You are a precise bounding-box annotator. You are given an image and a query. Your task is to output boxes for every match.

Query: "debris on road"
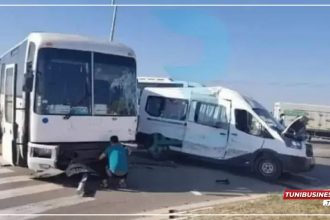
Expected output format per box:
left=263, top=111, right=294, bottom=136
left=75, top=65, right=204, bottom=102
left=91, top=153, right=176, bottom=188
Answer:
left=216, top=178, right=230, bottom=185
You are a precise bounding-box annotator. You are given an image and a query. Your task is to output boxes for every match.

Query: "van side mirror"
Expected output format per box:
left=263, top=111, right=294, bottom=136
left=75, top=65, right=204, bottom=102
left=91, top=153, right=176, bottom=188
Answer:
left=23, top=62, right=34, bottom=93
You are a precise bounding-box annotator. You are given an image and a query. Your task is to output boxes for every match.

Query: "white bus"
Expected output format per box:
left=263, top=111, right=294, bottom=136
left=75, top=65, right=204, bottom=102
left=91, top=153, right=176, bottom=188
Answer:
left=137, top=76, right=203, bottom=102
left=137, top=77, right=183, bottom=99
left=137, top=87, right=314, bottom=180
left=0, top=33, right=137, bottom=173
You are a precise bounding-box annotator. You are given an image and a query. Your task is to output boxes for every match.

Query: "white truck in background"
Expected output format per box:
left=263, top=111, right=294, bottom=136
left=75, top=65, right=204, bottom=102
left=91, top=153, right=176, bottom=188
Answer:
left=274, top=102, right=330, bottom=140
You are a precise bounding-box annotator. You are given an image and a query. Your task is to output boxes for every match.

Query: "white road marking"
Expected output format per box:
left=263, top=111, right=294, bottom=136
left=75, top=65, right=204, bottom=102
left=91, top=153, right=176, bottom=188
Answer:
left=190, top=190, right=203, bottom=196
left=0, top=195, right=95, bottom=220
left=0, top=168, right=13, bottom=174
left=0, top=183, right=63, bottom=200
left=0, top=176, right=32, bottom=185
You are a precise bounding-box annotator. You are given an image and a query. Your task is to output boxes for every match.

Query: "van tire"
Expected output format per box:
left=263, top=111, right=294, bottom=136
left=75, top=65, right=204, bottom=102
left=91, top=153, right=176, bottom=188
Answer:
left=144, top=135, right=154, bottom=149
left=255, top=155, right=282, bottom=181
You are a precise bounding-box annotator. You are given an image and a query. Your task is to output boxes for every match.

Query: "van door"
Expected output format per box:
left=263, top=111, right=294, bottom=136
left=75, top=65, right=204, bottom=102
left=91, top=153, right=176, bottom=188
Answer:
left=226, top=109, right=264, bottom=159
left=182, top=99, right=231, bottom=159
left=2, top=64, right=17, bottom=165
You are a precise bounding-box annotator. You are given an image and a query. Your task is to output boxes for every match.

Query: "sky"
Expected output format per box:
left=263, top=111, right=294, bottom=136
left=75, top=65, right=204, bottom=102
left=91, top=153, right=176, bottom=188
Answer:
left=0, top=0, right=329, bottom=109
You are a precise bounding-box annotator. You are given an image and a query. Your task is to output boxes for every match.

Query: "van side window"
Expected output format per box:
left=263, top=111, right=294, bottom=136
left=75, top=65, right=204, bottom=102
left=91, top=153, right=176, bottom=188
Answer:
left=194, top=102, right=228, bottom=128
left=235, top=109, right=263, bottom=137
left=146, top=96, right=163, bottom=117
left=145, top=96, right=188, bottom=120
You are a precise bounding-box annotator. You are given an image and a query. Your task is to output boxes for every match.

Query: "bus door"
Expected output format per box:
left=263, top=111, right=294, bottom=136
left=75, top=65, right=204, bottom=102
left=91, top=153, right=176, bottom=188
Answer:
left=2, top=64, right=18, bottom=165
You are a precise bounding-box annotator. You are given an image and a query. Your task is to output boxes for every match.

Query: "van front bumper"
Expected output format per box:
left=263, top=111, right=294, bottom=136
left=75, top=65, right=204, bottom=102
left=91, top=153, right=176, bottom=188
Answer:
left=280, top=154, right=315, bottom=173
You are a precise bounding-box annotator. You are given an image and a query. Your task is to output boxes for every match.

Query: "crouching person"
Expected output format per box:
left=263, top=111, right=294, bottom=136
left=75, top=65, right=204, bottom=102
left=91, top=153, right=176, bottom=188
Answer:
left=99, top=135, right=129, bottom=188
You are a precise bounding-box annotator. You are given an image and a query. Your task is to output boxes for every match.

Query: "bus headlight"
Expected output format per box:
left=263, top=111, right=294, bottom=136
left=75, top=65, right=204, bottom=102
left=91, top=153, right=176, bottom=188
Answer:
left=31, top=148, right=52, bottom=158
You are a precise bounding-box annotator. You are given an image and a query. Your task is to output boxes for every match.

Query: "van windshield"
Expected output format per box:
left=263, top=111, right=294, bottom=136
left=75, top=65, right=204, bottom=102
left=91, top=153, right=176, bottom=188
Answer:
left=253, top=108, right=285, bottom=133
left=243, top=96, right=284, bottom=133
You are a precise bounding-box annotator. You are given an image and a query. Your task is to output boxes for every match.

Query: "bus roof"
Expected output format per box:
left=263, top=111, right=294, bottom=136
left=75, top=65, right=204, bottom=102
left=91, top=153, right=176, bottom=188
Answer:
left=27, top=32, right=135, bottom=58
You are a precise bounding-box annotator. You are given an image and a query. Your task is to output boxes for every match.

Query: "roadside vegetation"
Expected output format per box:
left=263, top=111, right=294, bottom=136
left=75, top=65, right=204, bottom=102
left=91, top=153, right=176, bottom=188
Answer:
left=188, top=194, right=330, bottom=220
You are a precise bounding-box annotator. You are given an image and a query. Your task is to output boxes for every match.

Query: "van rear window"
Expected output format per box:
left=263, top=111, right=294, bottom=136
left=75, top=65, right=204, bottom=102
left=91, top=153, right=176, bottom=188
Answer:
left=145, top=96, right=188, bottom=121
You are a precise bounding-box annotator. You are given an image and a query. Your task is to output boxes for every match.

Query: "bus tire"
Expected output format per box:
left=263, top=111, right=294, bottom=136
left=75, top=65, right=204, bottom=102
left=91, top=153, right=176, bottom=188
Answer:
left=255, top=154, right=282, bottom=181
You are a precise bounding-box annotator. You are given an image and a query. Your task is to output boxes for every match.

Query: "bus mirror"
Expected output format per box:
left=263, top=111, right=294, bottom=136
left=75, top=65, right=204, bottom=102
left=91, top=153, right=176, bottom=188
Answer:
left=23, top=72, right=33, bottom=93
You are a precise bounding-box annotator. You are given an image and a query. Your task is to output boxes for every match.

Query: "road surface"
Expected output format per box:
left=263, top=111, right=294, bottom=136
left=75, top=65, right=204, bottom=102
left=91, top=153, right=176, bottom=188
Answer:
left=0, top=141, right=328, bottom=219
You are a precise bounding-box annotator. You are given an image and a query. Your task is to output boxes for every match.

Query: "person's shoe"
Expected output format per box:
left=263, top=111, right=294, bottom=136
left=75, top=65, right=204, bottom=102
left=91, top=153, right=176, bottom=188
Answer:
left=100, top=179, right=108, bottom=189
left=119, top=179, right=127, bottom=188
left=76, top=183, right=85, bottom=196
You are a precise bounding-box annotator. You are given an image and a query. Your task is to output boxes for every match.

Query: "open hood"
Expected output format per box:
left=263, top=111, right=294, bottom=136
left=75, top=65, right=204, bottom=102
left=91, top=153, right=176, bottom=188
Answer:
left=281, top=116, right=308, bottom=140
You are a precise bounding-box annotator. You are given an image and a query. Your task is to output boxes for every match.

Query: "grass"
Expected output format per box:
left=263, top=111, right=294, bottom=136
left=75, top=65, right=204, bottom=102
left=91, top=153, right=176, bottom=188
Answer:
left=187, top=194, right=330, bottom=220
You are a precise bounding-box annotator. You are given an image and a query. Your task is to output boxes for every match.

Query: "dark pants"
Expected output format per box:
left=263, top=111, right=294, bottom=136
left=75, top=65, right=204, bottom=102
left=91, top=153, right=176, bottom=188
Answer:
left=105, top=167, right=127, bottom=187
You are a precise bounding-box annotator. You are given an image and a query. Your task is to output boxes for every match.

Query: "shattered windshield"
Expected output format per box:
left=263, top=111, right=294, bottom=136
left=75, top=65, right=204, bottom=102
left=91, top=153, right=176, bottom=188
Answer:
left=94, top=52, right=136, bottom=116
left=35, top=48, right=136, bottom=116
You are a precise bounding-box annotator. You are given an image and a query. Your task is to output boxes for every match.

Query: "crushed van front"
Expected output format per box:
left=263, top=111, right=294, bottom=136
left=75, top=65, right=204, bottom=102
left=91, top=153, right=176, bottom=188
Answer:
left=279, top=142, right=315, bottom=173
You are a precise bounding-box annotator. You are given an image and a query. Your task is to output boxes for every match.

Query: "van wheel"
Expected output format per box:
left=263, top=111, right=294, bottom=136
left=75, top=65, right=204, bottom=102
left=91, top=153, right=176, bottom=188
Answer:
left=144, top=135, right=154, bottom=149
left=255, top=155, right=282, bottom=181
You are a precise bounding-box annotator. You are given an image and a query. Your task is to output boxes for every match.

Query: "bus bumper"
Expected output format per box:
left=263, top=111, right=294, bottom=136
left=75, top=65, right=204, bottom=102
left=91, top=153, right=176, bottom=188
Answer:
left=27, top=143, right=58, bottom=174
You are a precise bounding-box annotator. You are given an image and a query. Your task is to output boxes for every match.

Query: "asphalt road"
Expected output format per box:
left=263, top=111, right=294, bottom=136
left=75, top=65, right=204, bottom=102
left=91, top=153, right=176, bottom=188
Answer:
left=304, top=140, right=330, bottom=187
left=0, top=142, right=328, bottom=219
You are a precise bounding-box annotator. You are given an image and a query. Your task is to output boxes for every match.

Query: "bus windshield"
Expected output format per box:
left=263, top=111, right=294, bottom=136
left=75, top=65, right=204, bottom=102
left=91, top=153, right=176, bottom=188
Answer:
left=35, top=48, right=136, bottom=116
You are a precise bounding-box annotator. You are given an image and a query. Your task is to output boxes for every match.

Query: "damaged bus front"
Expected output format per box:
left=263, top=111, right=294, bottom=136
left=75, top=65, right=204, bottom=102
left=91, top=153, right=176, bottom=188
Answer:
left=0, top=33, right=137, bottom=174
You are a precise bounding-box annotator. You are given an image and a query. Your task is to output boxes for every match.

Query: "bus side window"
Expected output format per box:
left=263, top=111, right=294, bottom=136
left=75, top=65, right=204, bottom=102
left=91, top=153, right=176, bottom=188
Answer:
left=23, top=43, right=36, bottom=93
left=0, top=63, right=5, bottom=94
left=5, top=68, right=14, bottom=123
left=27, top=42, right=36, bottom=64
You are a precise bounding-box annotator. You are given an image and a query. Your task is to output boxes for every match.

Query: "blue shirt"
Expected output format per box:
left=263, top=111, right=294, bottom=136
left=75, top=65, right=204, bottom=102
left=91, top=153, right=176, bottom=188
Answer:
left=105, top=144, right=128, bottom=176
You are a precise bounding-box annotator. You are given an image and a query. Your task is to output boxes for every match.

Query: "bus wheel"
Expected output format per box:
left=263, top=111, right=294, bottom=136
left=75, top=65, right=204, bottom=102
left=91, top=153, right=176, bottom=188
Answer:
left=255, top=155, right=282, bottom=181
